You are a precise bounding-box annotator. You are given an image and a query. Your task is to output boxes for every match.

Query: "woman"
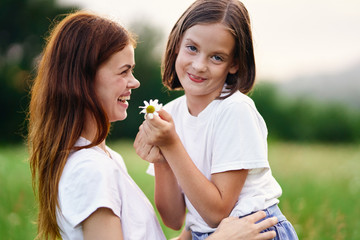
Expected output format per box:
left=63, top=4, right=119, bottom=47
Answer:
left=28, top=11, right=277, bottom=240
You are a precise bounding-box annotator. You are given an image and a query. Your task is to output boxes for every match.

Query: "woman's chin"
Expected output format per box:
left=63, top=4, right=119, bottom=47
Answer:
left=110, top=113, right=127, bottom=122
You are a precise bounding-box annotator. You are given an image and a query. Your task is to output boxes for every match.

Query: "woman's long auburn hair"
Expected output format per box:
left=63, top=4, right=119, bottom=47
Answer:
left=28, top=11, right=135, bottom=239
left=162, top=0, right=256, bottom=97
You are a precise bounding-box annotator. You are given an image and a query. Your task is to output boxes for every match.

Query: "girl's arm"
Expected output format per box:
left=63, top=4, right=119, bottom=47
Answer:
left=82, top=207, right=123, bottom=240
left=154, top=161, right=186, bottom=230
left=134, top=128, right=186, bottom=229
left=141, top=109, right=248, bottom=228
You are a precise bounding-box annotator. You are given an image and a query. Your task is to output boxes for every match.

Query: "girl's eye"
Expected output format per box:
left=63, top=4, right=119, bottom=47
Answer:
left=186, top=45, right=197, bottom=52
left=212, top=55, right=223, bottom=62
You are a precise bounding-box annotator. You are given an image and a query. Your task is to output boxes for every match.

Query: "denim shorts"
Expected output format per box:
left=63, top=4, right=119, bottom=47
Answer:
left=191, top=204, right=298, bottom=240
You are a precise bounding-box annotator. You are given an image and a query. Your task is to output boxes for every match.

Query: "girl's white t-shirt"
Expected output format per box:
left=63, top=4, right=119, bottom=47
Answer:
left=148, top=90, right=282, bottom=233
left=57, top=137, right=166, bottom=240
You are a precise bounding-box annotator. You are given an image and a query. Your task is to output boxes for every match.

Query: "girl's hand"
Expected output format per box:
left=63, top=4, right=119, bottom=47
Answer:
left=142, top=109, right=179, bottom=147
left=134, top=123, right=166, bottom=163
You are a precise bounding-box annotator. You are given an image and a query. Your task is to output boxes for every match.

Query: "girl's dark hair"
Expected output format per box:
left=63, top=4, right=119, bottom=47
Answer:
left=28, top=11, right=135, bottom=239
left=162, top=0, right=256, bottom=97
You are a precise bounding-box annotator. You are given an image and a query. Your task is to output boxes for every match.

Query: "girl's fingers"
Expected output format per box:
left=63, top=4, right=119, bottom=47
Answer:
left=157, top=109, right=172, bottom=121
left=148, top=146, right=166, bottom=163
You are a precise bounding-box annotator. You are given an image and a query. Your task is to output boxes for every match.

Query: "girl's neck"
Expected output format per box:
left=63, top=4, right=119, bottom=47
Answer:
left=185, top=84, right=224, bottom=117
left=186, top=94, right=215, bottom=117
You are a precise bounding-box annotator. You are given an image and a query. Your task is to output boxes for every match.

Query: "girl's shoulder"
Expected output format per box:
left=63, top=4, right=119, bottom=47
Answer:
left=163, top=95, right=186, bottom=113
left=218, top=91, right=258, bottom=114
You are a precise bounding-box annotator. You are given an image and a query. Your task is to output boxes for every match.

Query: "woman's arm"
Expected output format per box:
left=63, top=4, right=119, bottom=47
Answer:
left=82, top=207, right=123, bottom=240
left=141, top=109, right=247, bottom=228
left=208, top=211, right=278, bottom=240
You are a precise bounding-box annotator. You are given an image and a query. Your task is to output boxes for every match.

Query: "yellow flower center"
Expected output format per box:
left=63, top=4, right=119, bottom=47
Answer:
left=146, top=105, right=155, bottom=113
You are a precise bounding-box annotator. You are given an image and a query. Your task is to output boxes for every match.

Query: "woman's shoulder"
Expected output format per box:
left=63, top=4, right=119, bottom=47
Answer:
left=63, top=147, right=117, bottom=183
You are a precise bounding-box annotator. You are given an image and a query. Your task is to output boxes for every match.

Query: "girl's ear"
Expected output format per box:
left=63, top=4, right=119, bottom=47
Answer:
left=229, top=60, right=239, bottom=74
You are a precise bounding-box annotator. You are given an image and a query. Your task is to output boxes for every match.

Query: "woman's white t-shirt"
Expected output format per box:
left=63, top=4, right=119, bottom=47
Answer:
left=57, top=137, right=166, bottom=240
left=148, top=90, right=282, bottom=233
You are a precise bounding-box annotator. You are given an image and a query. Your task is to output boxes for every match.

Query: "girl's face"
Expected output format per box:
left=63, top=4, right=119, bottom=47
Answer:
left=175, top=23, right=238, bottom=104
left=94, top=44, right=140, bottom=122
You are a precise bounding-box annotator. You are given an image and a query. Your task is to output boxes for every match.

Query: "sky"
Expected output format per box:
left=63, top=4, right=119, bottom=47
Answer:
left=58, top=0, right=360, bottom=82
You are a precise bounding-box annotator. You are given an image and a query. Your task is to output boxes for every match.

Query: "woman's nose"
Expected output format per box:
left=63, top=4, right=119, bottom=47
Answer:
left=128, top=74, right=140, bottom=89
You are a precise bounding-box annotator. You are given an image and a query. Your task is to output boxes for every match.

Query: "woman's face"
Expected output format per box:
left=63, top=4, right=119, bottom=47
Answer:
left=94, top=44, right=140, bottom=122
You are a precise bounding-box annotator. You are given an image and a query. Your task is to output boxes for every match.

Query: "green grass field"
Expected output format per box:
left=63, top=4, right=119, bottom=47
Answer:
left=0, top=141, right=359, bottom=239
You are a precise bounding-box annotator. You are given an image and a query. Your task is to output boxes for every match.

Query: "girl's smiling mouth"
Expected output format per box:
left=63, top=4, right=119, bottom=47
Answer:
left=188, top=73, right=206, bottom=83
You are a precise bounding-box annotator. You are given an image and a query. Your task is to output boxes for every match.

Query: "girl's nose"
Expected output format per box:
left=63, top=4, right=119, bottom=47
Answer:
left=192, top=56, right=207, bottom=72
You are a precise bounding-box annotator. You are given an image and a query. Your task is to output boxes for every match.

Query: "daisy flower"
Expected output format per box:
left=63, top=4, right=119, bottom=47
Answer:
left=139, top=99, right=163, bottom=119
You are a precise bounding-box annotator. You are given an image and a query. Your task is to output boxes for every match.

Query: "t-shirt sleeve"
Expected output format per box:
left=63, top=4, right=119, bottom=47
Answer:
left=211, top=102, right=270, bottom=174
left=59, top=157, right=122, bottom=228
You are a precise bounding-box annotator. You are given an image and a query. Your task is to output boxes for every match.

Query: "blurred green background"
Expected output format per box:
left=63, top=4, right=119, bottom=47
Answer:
left=0, top=0, right=359, bottom=239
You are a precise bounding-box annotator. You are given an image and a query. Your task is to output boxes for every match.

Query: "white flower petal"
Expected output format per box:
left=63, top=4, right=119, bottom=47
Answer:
left=139, top=99, right=163, bottom=118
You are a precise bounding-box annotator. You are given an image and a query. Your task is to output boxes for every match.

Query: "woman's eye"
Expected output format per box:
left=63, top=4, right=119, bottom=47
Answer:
left=120, top=69, right=130, bottom=75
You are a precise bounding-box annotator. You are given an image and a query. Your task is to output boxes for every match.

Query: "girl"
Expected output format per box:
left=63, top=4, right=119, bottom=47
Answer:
left=28, top=11, right=277, bottom=240
left=134, top=0, right=298, bottom=239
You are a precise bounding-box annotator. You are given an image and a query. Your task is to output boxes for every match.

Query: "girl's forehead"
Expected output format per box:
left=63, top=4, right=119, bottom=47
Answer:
left=184, top=22, right=231, bottom=35
left=183, top=23, right=233, bottom=39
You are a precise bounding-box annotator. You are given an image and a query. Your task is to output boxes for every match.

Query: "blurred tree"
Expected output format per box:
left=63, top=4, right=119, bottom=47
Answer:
left=251, top=83, right=360, bottom=143
left=0, top=0, right=76, bottom=143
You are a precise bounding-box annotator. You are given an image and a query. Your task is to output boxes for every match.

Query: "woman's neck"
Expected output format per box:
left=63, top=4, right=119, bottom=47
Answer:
left=81, top=114, right=107, bottom=151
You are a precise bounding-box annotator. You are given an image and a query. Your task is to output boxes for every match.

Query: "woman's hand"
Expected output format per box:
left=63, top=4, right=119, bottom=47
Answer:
left=208, top=211, right=278, bottom=240
left=134, top=123, right=166, bottom=163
